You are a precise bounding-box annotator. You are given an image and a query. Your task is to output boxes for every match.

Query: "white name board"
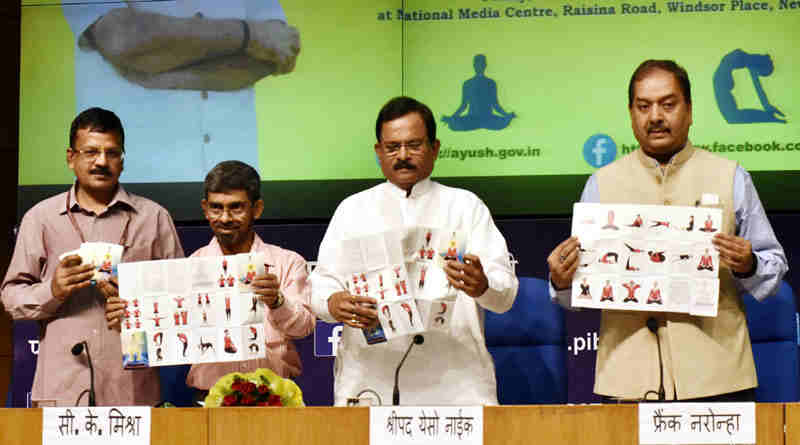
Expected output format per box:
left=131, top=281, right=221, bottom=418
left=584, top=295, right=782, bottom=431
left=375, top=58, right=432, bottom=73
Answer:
left=43, top=406, right=151, bottom=445
left=370, top=406, right=483, bottom=445
left=639, top=402, right=755, bottom=444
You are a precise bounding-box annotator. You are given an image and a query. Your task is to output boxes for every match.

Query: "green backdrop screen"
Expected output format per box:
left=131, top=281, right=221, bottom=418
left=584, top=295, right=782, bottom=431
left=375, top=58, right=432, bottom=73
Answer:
left=19, top=0, right=800, bottom=220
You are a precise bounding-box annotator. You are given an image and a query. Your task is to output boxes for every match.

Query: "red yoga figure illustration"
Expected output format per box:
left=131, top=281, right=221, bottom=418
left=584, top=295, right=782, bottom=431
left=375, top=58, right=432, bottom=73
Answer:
left=177, top=333, right=189, bottom=357
left=602, top=210, right=619, bottom=230
left=578, top=278, right=592, bottom=299
left=400, top=303, right=414, bottom=326
left=152, top=315, right=166, bottom=328
left=418, top=266, right=427, bottom=288
left=623, top=281, right=640, bottom=303
left=647, top=282, right=663, bottom=305
left=600, top=281, right=614, bottom=302
left=699, top=215, right=717, bottom=233
left=224, top=329, right=237, bottom=354
left=697, top=249, right=714, bottom=271
left=628, top=214, right=643, bottom=228
left=382, top=305, right=396, bottom=332
left=599, top=252, right=619, bottom=264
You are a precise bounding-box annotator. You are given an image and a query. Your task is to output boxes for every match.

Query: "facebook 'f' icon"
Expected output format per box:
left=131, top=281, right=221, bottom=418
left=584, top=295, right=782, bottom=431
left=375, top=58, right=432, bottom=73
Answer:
left=328, top=325, right=343, bottom=356
left=314, top=321, right=343, bottom=357
left=583, top=134, right=617, bottom=168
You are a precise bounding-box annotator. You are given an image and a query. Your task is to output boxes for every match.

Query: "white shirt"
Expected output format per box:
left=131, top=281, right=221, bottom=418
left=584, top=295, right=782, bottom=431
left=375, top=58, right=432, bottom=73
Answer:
left=311, top=178, right=518, bottom=406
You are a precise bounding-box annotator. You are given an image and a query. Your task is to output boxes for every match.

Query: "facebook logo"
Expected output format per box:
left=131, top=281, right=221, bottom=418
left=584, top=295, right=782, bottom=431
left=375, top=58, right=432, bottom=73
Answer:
left=314, top=321, right=343, bottom=357
left=583, top=134, right=617, bottom=168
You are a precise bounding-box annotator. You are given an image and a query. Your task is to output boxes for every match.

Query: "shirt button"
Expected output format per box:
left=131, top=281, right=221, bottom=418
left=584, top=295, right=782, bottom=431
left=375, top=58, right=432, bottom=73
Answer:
left=204, top=134, right=211, bottom=144
left=201, top=91, right=208, bottom=100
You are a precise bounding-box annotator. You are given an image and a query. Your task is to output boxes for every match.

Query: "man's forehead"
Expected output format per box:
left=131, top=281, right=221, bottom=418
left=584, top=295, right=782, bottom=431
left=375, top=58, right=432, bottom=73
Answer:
left=381, top=112, right=426, bottom=138
left=632, top=70, right=682, bottom=101
left=206, top=189, right=250, bottom=203
left=633, top=90, right=679, bottom=103
left=75, top=127, right=123, bottom=147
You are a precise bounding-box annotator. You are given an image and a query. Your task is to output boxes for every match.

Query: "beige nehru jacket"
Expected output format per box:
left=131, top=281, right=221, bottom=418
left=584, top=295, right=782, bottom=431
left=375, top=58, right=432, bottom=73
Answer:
left=593, top=143, right=757, bottom=400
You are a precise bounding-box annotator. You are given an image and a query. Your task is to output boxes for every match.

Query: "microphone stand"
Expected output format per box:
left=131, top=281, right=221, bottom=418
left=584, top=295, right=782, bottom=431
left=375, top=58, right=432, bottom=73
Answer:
left=72, top=341, right=96, bottom=406
left=645, top=317, right=666, bottom=401
left=393, top=334, right=424, bottom=406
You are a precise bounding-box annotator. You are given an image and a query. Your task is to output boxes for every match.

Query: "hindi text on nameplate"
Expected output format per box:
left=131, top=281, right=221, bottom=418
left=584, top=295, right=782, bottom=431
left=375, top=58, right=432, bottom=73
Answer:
left=43, top=406, right=151, bottom=445
left=370, top=406, right=483, bottom=445
left=639, top=402, right=755, bottom=444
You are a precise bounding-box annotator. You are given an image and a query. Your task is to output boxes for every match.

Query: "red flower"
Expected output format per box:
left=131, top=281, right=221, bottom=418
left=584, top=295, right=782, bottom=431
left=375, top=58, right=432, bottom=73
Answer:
left=257, top=401, right=268, bottom=407
left=222, top=394, right=238, bottom=406
left=267, top=394, right=283, bottom=406
left=241, top=395, right=256, bottom=406
left=242, top=382, right=257, bottom=394
left=231, top=379, right=244, bottom=392
left=257, top=384, right=270, bottom=395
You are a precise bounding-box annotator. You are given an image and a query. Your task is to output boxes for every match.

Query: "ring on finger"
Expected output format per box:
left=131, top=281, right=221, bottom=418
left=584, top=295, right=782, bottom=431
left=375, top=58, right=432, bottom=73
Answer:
left=559, top=254, right=567, bottom=263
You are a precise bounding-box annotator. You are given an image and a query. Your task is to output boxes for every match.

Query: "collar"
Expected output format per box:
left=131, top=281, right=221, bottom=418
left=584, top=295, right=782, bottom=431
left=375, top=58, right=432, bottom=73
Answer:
left=635, top=142, right=696, bottom=172
left=385, top=176, right=434, bottom=199
left=60, top=182, right=135, bottom=215
left=207, top=232, right=265, bottom=256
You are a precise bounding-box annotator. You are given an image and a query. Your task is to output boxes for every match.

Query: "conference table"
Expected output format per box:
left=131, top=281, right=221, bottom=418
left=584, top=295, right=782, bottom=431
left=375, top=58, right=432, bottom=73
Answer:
left=1, top=404, right=799, bottom=444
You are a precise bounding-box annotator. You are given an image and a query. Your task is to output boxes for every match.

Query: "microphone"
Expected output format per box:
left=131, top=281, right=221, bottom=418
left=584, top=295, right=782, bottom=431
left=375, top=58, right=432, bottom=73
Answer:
left=645, top=318, right=666, bottom=401
left=72, top=341, right=96, bottom=406
left=393, top=334, right=424, bottom=406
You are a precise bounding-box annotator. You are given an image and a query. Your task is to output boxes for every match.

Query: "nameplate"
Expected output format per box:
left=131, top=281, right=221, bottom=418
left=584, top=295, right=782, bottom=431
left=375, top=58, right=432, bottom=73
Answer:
left=43, top=407, right=151, bottom=445
left=639, top=402, right=755, bottom=444
left=370, top=406, right=483, bottom=444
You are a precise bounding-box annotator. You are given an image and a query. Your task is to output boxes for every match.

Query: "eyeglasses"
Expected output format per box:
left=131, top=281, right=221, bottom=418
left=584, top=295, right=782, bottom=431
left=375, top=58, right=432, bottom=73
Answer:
left=206, top=202, right=251, bottom=218
left=72, top=148, right=125, bottom=162
left=382, top=139, right=427, bottom=156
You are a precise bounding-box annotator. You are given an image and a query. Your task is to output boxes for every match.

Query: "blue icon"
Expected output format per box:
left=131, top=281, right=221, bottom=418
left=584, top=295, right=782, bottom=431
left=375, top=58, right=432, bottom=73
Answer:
left=314, top=321, right=342, bottom=357
left=713, top=49, right=786, bottom=124
left=441, top=54, right=516, bottom=131
left=583, top=134, right=616, bottom=168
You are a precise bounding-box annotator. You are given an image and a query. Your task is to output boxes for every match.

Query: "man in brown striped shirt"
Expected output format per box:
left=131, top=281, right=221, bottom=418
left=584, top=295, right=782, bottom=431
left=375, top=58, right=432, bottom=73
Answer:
left=2, top=108, right=184, bottom=406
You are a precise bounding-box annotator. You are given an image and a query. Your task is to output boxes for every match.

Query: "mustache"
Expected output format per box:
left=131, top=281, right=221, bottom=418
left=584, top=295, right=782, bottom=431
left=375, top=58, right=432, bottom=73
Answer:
left=89, top=167, right=112, bottom=176
left=393, top=160, right=416, bottom=170
left=647, top=125, right=670, bottom=133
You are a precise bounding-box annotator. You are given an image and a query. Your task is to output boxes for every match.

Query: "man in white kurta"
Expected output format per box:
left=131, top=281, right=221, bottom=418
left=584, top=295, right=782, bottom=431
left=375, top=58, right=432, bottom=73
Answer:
left=311, top=97, right=518, bottom=406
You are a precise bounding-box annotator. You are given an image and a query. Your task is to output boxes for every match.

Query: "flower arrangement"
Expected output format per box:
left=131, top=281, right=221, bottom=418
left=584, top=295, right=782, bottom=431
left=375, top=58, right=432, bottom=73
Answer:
left=204, top=368, right=304, bottom=407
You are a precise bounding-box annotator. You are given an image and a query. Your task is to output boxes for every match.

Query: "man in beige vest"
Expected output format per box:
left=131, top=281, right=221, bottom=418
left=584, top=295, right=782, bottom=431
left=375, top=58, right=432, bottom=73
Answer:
left=548, top=60, right=788, bottom=402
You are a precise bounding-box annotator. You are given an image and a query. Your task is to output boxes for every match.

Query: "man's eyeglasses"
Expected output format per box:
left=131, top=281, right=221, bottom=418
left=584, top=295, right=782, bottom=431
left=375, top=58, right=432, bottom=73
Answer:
left=382, top=139, right=427, bottom=156
left=72, top=148, right=125, bottom=162
left=206, top=202, right=251, bottom=218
